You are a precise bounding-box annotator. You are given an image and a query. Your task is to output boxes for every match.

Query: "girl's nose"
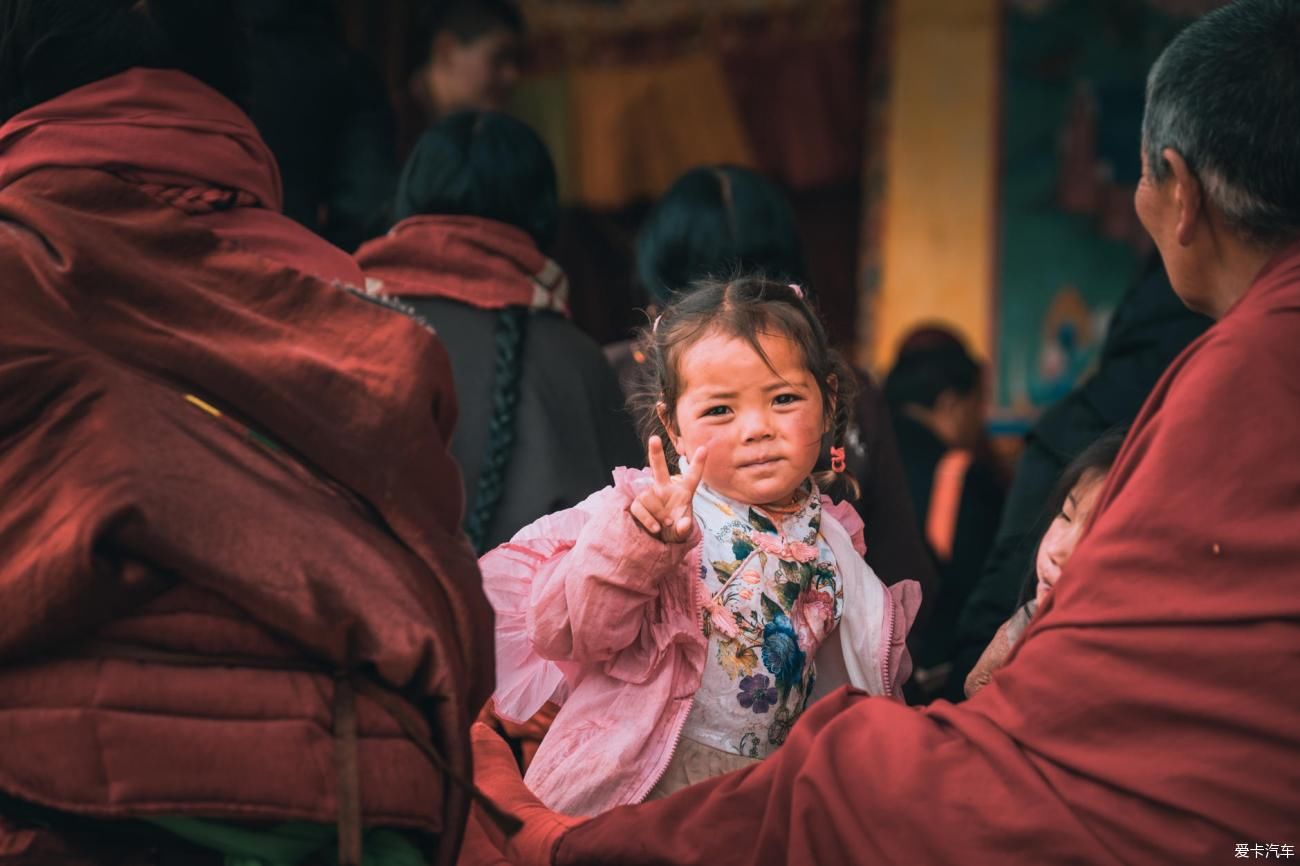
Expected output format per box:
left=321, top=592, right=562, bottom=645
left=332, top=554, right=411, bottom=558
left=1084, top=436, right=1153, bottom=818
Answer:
left=740, top=410, right=775, bottom=442
left=1043, top=530, right=1069, bottom=570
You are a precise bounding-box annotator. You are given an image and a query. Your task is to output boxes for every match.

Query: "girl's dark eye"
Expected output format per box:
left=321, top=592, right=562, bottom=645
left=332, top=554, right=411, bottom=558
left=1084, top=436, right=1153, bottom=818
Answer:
left=774, top=393, right=799, bottom=405
left=1058, top=509, right=1073, bottom=524
left=703, top=406, right=730, bottom=417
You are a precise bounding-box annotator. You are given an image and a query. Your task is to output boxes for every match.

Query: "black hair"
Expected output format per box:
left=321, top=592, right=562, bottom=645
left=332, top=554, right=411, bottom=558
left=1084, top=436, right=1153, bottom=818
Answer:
left=0, top=0, right=246, bottom=120
left=394, top=110, right=558, bottom=250
left=1143, top=0, right=1300, bottom=243
left=394, top=110, right=556, bottom=552
left=883, top=343, right=981, bottom=411
left=636, top=165, right=808, bottom=307
left=1018, top=428, right=1128, bottom=607
left=631, top=275, right=858, bottom=497
left=464, top=306, right=527, bottom=553
left=414, top=0, right=524, bottom=67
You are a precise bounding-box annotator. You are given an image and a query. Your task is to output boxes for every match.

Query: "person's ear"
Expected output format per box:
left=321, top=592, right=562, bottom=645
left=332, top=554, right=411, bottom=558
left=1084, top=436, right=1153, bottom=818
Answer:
left=656, top=401, right=681, bottom=452
left=1162, top=148, right=1203, bottom=247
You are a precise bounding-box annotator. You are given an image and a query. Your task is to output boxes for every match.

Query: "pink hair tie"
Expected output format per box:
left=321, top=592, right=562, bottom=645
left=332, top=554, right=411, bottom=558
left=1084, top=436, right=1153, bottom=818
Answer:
left=788, top=283, right=804, bottom=299
left=830, top=446, right=846, bottom=473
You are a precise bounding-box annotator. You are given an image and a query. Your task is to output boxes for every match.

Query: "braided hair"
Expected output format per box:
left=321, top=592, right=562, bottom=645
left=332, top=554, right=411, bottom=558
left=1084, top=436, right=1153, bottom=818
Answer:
left=392, top=110, right=559, bottom=551
left=465, top=306, right=529, bottom=552
left=631, top=275, right=859, bottom=498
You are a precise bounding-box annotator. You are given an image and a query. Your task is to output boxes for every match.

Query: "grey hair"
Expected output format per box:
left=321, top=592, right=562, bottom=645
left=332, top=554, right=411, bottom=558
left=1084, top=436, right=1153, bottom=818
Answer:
left=1142, top=0, right=1300, bottom=244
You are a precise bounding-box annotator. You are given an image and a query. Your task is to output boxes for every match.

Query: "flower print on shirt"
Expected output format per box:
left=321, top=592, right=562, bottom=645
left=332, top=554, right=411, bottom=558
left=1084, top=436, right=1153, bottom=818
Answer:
left=737, top=674, right=778, bottom=713
left=791, top=586, right=837, bottom=648
left=759, top=595, right=806, bottom=703
left=683, top=481, right=845, bottom=758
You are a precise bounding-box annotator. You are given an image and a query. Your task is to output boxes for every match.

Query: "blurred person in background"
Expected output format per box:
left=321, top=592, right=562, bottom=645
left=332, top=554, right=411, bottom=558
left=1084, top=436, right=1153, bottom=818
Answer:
left=884, top=329, right=1003, bottom=700
left=410, top=0, right=524, bottom=124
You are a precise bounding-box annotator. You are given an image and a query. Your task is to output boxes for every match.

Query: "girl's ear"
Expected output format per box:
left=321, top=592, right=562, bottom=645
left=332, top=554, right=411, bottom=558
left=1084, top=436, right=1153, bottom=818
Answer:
left=656, top=400, right=681, bottom=452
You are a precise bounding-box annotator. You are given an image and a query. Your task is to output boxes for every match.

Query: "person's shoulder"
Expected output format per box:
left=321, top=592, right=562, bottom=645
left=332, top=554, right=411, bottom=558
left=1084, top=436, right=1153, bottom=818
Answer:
left=1165, top=317, right=1290, bottom=409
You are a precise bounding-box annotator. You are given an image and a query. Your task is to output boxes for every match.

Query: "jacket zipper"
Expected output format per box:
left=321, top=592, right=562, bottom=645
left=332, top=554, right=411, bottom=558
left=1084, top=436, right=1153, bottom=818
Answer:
left=630, top=539, right=704, bottom=804
left=880, top=584, right=898, bottom=697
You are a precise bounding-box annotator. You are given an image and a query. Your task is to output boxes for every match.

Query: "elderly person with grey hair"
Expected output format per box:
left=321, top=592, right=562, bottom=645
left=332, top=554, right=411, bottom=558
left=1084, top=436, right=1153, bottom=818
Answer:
left=459, top=3, right=1300, bottom=864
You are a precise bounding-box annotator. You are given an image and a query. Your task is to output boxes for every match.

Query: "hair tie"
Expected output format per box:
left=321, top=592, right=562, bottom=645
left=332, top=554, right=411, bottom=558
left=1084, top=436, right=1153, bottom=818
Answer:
left=788, top=283, right=804, bottom=299
left=652, top=314, right=663, bottom=334
left=830, top=446, right=846, bottom=473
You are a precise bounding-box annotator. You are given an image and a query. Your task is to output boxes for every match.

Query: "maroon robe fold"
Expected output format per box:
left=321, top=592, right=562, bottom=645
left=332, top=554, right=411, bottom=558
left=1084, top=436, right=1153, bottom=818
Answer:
left=552, top=245, right=1300, bottom=863
left=0, top=70, right=492, bottom=864
left=357, top=215, right=570, bottom=314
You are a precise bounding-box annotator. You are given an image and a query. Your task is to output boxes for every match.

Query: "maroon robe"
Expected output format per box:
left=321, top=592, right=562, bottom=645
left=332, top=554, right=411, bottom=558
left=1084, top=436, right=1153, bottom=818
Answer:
left=0, top=70, right=492, bottom=864
left=545, top=244, right=1300, bottom=863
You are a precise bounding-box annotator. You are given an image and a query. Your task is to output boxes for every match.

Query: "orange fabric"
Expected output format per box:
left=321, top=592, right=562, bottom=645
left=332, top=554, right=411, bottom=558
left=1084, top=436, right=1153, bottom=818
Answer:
left=925, top=449, right=972, bottom=561
left=567, top=54, right=756, bottom=208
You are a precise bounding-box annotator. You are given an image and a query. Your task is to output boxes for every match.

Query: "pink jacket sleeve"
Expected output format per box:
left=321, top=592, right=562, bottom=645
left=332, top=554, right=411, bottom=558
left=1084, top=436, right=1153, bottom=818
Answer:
left=481, top=467, right=699, bottom=723
left=823, top=497, right=921, bottom=699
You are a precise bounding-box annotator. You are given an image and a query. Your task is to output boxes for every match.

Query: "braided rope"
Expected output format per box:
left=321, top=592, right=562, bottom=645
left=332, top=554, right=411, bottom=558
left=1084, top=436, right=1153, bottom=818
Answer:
left=465, top=307, right=529, bottom=552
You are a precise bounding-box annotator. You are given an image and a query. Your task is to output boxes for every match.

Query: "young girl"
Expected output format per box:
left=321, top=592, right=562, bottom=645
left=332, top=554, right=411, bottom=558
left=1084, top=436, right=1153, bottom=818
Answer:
left=482, top=277, right=920, bottom=816
left=964, top=430, right=1126, bottom=698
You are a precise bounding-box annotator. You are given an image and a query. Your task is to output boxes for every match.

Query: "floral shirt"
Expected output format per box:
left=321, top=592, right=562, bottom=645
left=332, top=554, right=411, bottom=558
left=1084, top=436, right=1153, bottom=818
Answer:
left=680, top=481, right=844, bottom=757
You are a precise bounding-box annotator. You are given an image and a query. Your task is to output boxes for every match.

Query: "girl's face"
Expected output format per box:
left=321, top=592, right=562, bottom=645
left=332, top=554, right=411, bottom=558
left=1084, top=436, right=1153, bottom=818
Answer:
left=1035, top=469, right=1107, bottom=606
left=665, top=330, right=829, bottom=508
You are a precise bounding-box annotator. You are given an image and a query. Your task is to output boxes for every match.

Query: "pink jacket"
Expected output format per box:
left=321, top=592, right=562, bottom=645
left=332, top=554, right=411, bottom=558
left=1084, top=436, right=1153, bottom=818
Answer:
left=482, top=468, right=920, bottom=816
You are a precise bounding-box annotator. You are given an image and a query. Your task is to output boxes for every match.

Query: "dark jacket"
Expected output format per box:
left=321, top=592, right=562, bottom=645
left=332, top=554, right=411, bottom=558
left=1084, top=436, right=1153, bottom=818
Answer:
left=892, top=414, right=1004, bottom=684
left=946, top=260, right=1211, bottom=700
left=408, top=298, right=645, bottom=550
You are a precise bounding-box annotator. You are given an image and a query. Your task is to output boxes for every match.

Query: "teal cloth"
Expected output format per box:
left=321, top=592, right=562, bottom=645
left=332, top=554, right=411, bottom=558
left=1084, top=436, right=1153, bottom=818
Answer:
left=147, top=817, right=426, bottom=866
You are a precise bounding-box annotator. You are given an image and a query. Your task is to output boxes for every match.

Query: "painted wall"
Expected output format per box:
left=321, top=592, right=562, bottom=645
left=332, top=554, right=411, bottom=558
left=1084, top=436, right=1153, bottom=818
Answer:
left=868, top=0, right=1001, bottom=373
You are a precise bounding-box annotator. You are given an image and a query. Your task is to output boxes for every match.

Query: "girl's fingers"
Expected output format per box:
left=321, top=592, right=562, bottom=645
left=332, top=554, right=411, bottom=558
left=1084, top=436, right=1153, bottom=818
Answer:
left=682, top=445, right=709, bottom=494
left=639, top=488, right=671, bottom=521
left=629, top=499, right=661, bottom=535
left=647, top=436, right=671, bottom=486
left=674, top=515, right=694, bottom=538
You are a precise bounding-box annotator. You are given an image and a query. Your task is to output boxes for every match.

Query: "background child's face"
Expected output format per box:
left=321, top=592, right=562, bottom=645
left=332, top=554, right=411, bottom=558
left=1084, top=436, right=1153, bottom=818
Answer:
left=1035, top=469, right=1108, bottom=606
left=667, top=330, right=828, bottom=508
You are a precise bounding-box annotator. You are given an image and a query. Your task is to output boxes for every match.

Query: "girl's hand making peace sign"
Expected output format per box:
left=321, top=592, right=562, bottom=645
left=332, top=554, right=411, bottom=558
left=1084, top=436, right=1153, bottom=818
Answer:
left=629, top=436, right=708, bottom=543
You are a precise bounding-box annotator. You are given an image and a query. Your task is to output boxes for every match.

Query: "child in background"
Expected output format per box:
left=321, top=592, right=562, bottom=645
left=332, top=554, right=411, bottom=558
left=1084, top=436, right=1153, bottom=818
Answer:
left=481, top=276, right=920, bottom=816
left=964, top=431, right=1126, bottom=698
